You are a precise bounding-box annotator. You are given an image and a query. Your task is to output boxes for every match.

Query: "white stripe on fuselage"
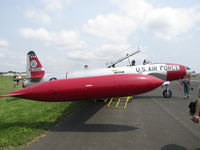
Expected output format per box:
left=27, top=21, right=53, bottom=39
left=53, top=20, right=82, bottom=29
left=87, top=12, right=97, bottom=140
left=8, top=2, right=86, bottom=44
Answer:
left=23, top=64, right=182, bottom=87
left=68, top=64, right=180, bottom=81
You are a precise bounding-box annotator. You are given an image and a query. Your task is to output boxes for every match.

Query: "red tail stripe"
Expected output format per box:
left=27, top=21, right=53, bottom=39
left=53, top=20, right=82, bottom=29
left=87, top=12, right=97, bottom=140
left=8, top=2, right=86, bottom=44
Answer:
left=31, top=71, right=45, bottom=78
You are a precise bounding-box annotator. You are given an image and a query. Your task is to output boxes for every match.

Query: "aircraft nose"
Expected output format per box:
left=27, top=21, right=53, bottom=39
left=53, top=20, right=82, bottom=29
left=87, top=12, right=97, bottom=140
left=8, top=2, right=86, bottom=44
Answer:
left=186, top=70, right=195, bottom=75
left=185, top=66, right=195, bottom=76
left=147, top=76, right=164, bottom=88
left=133, top=75, right=164, bottom=94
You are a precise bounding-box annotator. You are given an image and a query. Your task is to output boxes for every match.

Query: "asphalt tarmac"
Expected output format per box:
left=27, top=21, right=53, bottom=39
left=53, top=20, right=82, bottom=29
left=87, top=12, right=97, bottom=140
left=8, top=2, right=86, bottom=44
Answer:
left=25, top=79, right=200, bottom=150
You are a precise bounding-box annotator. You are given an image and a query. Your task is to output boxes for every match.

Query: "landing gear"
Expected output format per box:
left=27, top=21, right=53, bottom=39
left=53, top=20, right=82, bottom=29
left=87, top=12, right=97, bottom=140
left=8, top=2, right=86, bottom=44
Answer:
left=163, top=89, right=172, bottom=98
left=162, top=82, right=172, bottom=98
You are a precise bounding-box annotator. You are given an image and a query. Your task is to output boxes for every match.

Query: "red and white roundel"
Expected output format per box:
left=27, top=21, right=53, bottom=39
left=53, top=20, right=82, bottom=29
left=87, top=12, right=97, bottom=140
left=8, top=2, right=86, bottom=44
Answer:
left=30, top=60, right=37, bottom=68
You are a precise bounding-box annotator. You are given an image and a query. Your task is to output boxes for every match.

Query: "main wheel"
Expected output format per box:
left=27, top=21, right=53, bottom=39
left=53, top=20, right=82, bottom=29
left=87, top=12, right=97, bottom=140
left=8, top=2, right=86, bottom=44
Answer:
left=163, top=90, right=172, bottom=98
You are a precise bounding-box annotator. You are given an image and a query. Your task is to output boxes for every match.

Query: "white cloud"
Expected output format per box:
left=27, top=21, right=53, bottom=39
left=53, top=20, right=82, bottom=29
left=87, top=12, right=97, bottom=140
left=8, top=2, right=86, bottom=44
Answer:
left=24, top=0, right=75, bottom=25
left=41, top=0, right=74, bottom=11
left=0, top=49, right=30, bottom=71
left=143, top=7, right=200, bottom=40
left=53, top=31, right=88, bottom=50
left=19, top=27, right=136, bottom=64
left=67, top=42, right=138, bottom=66
left=19, top=28, right=51, bottom=41
left=19, top=28, right=87, bottom=50
left=24, top=10, right=51, bottom=25
left=95, top=0, right=200, bottom=41
left=112, top=0, right=153, bottom=20
left=84, top=14, right=136, bottom=43
left=17, top=0, right=200, bottom=71
left=93, top=43, right=132, bottom=60
left=0, top=40, right=9, bottom=47
left=0, top=51, right=6, bottom=58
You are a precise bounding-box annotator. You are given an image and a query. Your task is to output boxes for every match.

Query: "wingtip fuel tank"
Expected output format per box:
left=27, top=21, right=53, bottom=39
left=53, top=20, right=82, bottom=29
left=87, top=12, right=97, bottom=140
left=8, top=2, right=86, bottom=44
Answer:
left=1, top=74, right=163, bottom=102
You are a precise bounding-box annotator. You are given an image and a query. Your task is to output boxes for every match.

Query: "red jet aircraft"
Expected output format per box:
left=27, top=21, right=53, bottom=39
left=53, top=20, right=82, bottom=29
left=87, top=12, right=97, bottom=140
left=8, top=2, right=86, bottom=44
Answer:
left=22, top=51, right=194, bottom=98
left=1, top=50, right=194, bottom=102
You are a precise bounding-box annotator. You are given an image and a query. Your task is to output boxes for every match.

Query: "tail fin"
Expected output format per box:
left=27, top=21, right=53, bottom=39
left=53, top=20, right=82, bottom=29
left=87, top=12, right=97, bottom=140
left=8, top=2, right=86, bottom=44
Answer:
left=26, top=51, right=45, bottom=79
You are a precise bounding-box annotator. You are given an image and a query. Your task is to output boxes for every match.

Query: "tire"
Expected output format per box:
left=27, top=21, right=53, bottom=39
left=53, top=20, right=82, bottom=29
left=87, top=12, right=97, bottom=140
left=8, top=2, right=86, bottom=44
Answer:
left=163, top=90, right=172, bottom=98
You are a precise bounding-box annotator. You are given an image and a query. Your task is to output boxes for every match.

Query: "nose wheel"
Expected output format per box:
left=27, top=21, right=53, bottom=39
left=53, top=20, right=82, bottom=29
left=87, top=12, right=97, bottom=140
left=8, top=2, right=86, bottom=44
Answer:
left=163, top=89, right=172, bottom=98
left=162, top=81, right=172, bottom=98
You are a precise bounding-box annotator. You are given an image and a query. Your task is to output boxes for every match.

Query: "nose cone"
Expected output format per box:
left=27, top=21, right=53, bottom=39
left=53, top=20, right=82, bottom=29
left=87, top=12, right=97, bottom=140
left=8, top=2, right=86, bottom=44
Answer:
left=185, top=66, right=195, bottom=76
left=128, top=75, right=164, bottom=95
left=186, top=70, right=195, bottom=76
left=149, top=76, right=164, bottom=87
left=141, top=75, right=164, bottom=93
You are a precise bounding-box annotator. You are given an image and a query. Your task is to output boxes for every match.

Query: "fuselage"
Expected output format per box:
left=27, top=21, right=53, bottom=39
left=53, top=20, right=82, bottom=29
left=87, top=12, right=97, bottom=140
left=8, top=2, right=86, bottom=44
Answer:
left=23, top=63, right=193, bottom=88
left=68, top=63, right=190, bottom=81
left=23, top=51, right=195, bottom=88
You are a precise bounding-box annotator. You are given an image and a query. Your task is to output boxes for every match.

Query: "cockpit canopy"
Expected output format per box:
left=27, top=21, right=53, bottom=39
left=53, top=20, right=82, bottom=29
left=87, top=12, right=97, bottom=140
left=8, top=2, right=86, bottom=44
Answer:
left=186, top=66, right=191, bottom=70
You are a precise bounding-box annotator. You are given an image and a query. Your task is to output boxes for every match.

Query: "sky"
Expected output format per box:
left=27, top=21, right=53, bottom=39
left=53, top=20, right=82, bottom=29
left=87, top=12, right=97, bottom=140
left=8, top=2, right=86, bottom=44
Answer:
left=0, top=0, right=200, bottom=73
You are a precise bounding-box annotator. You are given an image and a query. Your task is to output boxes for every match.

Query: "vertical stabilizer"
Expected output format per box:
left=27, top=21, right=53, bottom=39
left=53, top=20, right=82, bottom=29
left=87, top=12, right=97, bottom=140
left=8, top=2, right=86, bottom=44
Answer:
left=26, top=51, right=45, bottom=79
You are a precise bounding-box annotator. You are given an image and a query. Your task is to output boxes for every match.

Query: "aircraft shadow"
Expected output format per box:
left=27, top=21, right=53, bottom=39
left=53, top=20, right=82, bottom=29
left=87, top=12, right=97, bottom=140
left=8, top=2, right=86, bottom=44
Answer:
left=51, top=102, right=138, bottom=132
left=134, top=95, right=190, bottom=101
left=160, top=144, right=187, bottom=150
left=0, top=101, right=138, bottom=133
left=52, top=123, right=137, bottom=132
left=134, top=95, right=164, bottom=99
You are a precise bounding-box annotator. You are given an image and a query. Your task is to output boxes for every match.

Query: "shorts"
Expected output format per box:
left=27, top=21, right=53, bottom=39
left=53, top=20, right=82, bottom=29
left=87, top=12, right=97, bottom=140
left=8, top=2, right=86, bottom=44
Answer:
left=184, top=87, right=189, bottom=94
left=14, top=80, right=19, bottom=84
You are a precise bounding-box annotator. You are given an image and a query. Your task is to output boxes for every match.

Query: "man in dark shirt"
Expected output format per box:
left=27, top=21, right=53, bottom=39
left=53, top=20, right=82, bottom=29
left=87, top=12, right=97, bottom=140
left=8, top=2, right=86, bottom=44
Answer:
left=13, top=74, right=20, bottom=88
left=181, top=76, right=190, bottom=98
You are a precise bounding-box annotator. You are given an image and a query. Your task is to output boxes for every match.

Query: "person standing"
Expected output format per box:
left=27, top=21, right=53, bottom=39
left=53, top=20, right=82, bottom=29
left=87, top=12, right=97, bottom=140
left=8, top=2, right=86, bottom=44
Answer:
left=192, top=87, right=200, bottom=123
left=13, top=74, right=18, bottom=88
left=16, top=74, right=22, bottom=85
left=181, top=76, right=191, bottom=98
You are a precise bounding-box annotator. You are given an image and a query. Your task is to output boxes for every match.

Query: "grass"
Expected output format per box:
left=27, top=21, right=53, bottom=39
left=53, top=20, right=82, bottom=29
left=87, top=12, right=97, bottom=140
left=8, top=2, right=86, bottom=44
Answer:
left=194, top=75, right=200, bottom=79
left=0, top=76, right=86, bottom=149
